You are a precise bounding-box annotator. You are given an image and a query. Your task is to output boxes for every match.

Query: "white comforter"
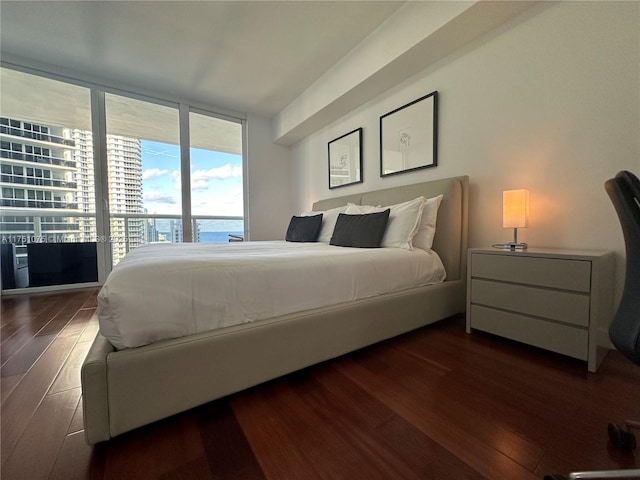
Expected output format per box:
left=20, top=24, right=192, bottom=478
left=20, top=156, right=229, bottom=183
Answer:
left=97, top=241, right=446, bottom=349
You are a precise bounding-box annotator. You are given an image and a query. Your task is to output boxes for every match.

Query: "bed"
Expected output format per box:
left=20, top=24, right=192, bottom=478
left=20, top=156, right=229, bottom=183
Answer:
left=81, top=175, right=469, bottom=444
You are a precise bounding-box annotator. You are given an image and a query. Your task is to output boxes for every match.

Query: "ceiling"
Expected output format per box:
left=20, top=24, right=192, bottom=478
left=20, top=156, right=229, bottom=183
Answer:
left=0, top=1, right=405, bottom=118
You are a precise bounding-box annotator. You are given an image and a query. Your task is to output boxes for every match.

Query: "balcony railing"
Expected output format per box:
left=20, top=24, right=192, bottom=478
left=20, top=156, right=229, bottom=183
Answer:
left=0, top=125, right=76, bottom=147
left=1, top=210, right=245, bottom=272
left=110, top=212, right=244, bottom=255
left=0, top=174, right=77, bottom=189
left=40, top=223, right=80, bottom=231
left=0, top=150, right=76, bottom=168
left=0, top=199, right=78, bottom=209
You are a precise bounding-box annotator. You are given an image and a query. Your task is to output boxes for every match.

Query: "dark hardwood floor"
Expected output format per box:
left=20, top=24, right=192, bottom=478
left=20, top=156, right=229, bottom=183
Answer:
left=1, top=289, right=639, bottom=479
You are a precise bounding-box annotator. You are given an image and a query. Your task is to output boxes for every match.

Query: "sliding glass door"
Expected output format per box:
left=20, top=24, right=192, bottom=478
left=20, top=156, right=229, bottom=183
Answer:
left=0, top=67, right=99, bottom=290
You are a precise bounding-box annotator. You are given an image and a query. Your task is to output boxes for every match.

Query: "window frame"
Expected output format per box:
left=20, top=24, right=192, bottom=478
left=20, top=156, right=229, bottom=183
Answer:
left=0, top=62, right=248, bottom=292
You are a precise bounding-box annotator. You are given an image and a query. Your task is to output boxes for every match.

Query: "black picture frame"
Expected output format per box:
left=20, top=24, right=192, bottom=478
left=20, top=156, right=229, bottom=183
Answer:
left=328, top=127, right=363, bottom=189
left=380, top=91, right=438, bottom=177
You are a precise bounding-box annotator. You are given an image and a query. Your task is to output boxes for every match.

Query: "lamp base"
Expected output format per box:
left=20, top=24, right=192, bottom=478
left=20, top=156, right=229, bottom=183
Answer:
left=503, top=242, right=528, bottom=251
left=492, top=242, right=528, bottom=251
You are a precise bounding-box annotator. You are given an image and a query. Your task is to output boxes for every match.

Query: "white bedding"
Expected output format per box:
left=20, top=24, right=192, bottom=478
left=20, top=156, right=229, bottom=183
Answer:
left=97, top=241, right=446, bottom=349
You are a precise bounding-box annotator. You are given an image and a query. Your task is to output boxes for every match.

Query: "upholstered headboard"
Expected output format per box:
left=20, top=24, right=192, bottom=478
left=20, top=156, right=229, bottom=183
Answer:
left=312, top=176, right=469, bottom=282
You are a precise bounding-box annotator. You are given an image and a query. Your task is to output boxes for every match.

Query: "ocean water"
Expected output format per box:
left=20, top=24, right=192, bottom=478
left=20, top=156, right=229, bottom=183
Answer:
left=157, top=231, right=244, bottom=243
left=199, top=231, right=244, bottom=243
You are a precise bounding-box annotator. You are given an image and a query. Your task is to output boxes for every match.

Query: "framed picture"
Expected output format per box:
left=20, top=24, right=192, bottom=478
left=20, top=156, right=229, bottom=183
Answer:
left=380, top=90, right=438, bottom=177
left=328, top=127, right=363, bottom=189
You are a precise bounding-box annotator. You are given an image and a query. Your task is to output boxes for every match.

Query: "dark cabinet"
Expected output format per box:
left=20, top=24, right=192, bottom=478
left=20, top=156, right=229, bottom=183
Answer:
left=27, top=242, right=98, bottom=286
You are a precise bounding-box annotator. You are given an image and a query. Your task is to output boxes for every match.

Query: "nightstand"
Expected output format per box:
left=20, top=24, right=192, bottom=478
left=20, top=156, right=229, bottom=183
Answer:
left=466, top=247, right=615, bottom=372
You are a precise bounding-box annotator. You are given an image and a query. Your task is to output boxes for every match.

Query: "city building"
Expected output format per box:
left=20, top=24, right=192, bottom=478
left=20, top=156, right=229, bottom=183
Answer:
left=170, top=218, right=200, bottom=243
left=105, top=134, right=144, bottom=264
left=70, top=128, right=96, bottom=242
left=0, top=116, right=144, bottom=272
left=0, top=117, right=81, bottom=265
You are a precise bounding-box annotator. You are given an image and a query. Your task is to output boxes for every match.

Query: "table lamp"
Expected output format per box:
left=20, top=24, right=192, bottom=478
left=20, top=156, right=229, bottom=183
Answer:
left=502, top=189, right=529, bottom=250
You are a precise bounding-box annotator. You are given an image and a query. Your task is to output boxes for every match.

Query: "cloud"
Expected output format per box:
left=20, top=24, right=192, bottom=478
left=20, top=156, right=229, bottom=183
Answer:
left=191, top=164, right=242, bottom=190
left=144, top=191, right=177, bottom=204
left=172, top=171, right=182, bottom=191
left=191, top=188, right=244, bottom=217
left=142, top=168, right=169, bottom=180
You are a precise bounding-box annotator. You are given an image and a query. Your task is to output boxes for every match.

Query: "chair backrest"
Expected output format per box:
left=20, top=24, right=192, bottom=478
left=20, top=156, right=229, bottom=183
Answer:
left=605, top=170, right=640, bottom=365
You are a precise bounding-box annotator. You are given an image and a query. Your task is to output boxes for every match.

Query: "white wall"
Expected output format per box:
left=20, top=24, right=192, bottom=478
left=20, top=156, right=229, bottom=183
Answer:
left=245, top=114, right=292, bottom=240
left=290, top=1, right=640, bottom=298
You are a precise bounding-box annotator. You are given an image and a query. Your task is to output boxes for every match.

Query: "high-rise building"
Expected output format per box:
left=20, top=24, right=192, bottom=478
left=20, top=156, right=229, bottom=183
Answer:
left=143, top=210, right=160, bottom=243
left=0, top=116, right=144, bottom=271
left=0, top=117, right=80, bottom=265
left=71, top=128, right=96, bottom=241
left=170, top=219, right=200, bottom=243
left=106, top=135, right=144, bottom=264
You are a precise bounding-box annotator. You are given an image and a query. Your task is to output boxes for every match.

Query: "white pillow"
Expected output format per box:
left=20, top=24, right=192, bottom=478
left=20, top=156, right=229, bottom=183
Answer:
left=412, top=195, right=443, bottom=251
left=345, top=197, right=426, bottom=250
left=301, top=205, right=347, bottom=243
left=344, top=202, right=382, bottom=214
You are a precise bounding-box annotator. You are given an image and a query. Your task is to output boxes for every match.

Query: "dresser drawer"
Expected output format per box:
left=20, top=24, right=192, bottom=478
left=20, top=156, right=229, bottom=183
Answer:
left=471, top=253, right=591, bottom=293
left=470, top=305, right=588, bottom=360
left=470, top=279, right=590, bottom=327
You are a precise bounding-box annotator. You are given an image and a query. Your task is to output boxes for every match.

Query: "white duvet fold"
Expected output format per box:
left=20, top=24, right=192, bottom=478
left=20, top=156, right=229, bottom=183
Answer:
left=97, top=241, right=446, bottom=349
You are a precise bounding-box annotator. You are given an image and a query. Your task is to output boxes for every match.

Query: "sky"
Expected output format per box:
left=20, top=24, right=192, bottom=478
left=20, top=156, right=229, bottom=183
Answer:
left=140, top=140, right=244, bottom=223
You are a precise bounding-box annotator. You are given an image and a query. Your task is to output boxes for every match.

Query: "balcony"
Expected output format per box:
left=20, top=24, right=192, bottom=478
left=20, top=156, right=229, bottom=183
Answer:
left=0, top=174, right=77, bottom=189
left=0, top=199, right=78, bottom=209
left=0, top=223, right=35, bottom=232
left=0, top=150, right=76, bottom=169
left=0, top=125, right=75, bottom=147
left=40, top=222, right=80, bottom=231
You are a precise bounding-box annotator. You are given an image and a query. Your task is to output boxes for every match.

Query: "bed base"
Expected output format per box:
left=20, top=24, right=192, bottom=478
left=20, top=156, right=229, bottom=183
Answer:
left=83, top=280, right=463, bottom=444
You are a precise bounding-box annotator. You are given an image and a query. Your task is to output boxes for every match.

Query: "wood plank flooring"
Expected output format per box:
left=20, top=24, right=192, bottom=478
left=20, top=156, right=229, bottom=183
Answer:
left=1, top=288, right=639, bottom=479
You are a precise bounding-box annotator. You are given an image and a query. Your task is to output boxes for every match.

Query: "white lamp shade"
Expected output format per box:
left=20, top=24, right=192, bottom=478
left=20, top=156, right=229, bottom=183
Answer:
left=503, top=189, right=529, bottom=229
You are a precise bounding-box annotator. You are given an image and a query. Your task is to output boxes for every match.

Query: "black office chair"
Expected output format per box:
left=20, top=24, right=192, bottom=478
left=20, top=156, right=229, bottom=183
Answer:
left=545, top=171, right=640, bottom=480
left=606, top=170, right=640, bottom=453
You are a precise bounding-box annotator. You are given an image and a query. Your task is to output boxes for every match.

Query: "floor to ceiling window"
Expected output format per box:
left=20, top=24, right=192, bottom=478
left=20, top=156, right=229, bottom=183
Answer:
left=0, top=67, right=99, bottom=290
left=189, top=111, right=244, bottom=243
left=0, top=65, right=246, bottom=291
left=105, top=93, right=182, bottom=265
